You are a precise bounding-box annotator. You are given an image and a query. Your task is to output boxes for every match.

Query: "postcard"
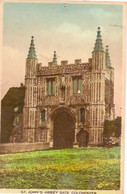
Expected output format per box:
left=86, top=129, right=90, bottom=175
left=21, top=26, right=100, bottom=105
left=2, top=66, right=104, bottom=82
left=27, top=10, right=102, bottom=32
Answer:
left=0, top=1, right=126, bottom=194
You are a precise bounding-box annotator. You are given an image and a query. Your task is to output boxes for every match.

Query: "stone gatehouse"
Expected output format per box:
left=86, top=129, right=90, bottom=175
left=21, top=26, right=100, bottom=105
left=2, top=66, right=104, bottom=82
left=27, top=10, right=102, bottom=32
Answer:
left=23, top=27, right=115, bottom=148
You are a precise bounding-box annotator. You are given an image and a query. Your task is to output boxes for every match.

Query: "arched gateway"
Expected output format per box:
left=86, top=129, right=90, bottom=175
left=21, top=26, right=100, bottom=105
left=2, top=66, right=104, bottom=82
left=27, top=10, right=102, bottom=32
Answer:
left=23, top=28, right=115, bottom=147
left=50, top=107, right=76, bottom=149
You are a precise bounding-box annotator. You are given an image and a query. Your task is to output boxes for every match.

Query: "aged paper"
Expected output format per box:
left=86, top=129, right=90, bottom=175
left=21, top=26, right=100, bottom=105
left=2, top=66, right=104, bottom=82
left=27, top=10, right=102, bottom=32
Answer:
left=0, top=0, right=126, bottom=194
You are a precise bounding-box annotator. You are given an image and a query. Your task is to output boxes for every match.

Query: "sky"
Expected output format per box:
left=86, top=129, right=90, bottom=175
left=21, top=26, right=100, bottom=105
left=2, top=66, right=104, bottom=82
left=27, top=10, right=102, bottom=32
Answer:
left=1, top=2, right=123, bottom=116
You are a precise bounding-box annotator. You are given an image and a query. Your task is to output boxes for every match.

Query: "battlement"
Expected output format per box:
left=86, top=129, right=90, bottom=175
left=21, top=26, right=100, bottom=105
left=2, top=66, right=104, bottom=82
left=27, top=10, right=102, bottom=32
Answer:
left=37, top=60, right=91, bottom=76
left=61, top=60, right=68, bottom=66
left=75, top=59, right=82, bottom=65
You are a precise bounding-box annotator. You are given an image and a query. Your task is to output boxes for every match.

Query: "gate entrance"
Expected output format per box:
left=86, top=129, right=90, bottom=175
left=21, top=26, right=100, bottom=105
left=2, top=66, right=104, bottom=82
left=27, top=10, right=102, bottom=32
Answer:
left=53, top=110, right=75, bottom=149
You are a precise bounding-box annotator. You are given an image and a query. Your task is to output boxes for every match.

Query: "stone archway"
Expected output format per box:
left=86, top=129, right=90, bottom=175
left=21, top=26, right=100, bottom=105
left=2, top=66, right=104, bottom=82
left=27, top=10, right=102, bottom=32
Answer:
left=50, top=107, right=75, bottom=149
left=77, top=129, right=89, bottom=147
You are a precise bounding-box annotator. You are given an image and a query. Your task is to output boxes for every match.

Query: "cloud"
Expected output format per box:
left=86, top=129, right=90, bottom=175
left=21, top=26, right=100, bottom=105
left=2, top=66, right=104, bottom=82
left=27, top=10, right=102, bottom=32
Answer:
left=56, top=22, right=81, bottom=34
left=109, top=24, right=123, bottom=28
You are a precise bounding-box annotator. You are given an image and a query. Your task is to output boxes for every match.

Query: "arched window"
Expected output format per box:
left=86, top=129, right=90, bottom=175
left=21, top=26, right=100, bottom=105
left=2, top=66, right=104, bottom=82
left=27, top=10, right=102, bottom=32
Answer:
left=47, top=78, right=55, bottom=95
left=80, top=108, right=85, bottom=123
left=61, top=86, right=65, bottom=101
left=73, top=77, right=82, bottom=94
left=41, top=110, right=46, bottom=124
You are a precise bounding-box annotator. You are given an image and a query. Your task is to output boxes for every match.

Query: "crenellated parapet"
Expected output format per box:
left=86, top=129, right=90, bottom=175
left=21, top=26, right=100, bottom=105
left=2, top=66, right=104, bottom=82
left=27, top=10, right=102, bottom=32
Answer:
left=37, top=62, right=91, bottom=76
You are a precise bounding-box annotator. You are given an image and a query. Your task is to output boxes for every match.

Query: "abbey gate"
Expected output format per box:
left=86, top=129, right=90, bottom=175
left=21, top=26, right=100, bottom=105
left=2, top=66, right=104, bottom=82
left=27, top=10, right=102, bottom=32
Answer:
left=23, top=27, right=115, bottom=148
left=49, top=107, right=76, bottom=149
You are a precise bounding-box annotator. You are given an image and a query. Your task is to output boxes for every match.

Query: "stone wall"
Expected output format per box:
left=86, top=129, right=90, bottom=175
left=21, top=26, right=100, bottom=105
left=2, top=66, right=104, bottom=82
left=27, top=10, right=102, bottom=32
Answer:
left=0, top=142, right=49, bottom=154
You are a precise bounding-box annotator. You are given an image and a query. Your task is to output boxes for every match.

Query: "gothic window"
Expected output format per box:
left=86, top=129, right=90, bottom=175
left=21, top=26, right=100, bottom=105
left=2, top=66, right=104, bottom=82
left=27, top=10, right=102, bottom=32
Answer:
left=13, top=116, right=19, bottom=126
left=73, top=77, right=82, bottom=94
left=47, top=78, right=55, bottom=95
left=61, top=86, right=65, bottom=101
left=80, top=108, right=85, bottom=123
left=41, top=110, right=45, bottom=124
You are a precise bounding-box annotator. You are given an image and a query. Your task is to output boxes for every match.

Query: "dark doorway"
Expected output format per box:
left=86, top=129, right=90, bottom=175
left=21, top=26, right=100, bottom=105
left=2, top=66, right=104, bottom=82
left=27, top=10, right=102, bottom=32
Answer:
left=77, top=129, right=89, bottom=147
left=53, top=110, right=75, bottom=149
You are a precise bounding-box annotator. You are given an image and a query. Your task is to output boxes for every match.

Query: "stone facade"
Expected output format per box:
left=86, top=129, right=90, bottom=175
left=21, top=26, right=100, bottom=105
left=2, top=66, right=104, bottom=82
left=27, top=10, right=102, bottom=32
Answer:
left=23, top=27, right=115, bottom=148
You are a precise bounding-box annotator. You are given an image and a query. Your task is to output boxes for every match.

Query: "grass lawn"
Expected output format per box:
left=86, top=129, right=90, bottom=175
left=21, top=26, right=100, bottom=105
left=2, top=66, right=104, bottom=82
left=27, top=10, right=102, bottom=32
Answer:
left=0, top=147, right=120, bottom=190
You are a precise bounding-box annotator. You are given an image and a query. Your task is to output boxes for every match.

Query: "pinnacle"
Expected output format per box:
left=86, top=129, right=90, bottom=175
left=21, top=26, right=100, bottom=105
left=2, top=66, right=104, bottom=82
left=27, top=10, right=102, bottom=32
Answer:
left=27, top=36, right=37, bottom=59
left=105, top=45, right=111, bottom=68
left=53, top=50, right=57, bottom=65
left=93, top=27, right=104, bottom=52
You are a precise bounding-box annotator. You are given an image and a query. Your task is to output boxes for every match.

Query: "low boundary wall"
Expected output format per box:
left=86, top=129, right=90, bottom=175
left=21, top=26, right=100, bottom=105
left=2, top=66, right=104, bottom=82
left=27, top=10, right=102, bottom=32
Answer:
left=0, top=142, right=50, bottom=154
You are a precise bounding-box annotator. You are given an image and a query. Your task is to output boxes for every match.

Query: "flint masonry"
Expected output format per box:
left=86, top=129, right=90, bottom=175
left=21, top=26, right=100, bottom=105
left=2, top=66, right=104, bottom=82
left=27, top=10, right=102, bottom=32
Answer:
left=23, top=27, right=115, bottom=148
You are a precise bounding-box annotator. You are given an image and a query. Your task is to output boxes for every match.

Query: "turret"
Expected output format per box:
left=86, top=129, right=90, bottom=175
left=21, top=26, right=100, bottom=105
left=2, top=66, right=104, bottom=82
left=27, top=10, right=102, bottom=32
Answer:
left=23, top=36, right=38, bottom=142
left=89, top=27, right=106, bottom=146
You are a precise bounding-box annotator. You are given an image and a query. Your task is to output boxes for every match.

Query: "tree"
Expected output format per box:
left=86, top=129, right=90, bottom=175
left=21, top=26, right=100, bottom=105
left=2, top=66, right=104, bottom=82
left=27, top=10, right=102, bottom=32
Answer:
left=104, top=117, right=121, bottom=138
left=115, top=117, right=121, bottom=137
